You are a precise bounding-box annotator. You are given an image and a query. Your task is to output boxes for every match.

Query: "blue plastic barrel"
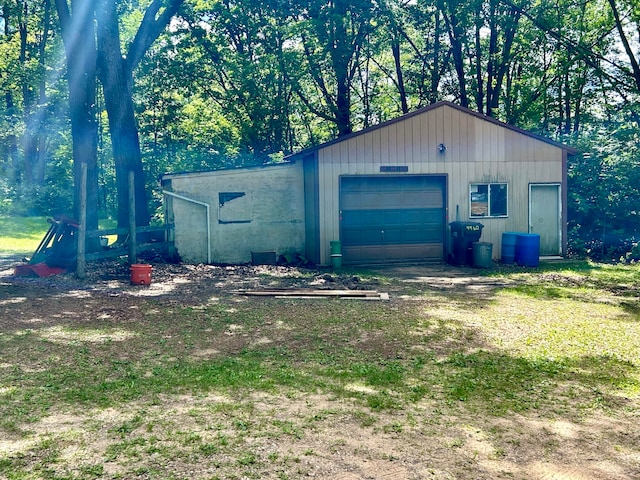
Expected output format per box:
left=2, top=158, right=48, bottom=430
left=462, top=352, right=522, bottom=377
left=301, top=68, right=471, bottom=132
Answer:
left=501, top=232, right=519, bottom=264
left=515, top=234, right=540, bottom=267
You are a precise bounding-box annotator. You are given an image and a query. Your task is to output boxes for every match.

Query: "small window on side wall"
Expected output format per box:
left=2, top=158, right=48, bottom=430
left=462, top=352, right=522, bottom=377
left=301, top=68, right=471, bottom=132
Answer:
left=218, top=192, right=252, bottom=223
left=470, top=183, right=508, bottom=218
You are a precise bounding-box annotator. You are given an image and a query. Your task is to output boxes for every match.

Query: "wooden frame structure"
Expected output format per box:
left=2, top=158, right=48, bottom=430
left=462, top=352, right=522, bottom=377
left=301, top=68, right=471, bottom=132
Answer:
left=76, top=167, right=173, bottom=278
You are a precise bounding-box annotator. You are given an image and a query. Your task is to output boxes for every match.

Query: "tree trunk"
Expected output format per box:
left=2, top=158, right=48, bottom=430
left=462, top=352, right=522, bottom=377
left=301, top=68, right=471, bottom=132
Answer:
left=95, top=0, right=184, bottom=231
left=563, top=71, right=572, bottom=135
left=330, top=1, right=353, bottom=137
left=30, top=0, right=52, bottom=186
left=607, top=0, right=640, bottom=92
left=4, top=92, right=21, bottom=185
left=3, top=4, right=22, bottom=185
left=474, top=5, right=484, bottom=113
left=487, top=6, right=520, bottom=117
left=429, top=12, right=442, bottom=105
left=441, top=6, right=469, bottom=108
left=17, top=0, right=44, bottom=186
left=54, top=0, right=99, bottom=235
left=335, top=71, right=352, bottom=136
left=96, top=0, right=150, bottom=232
left=485, top=1, right=497, bottom=116
left=391, top=34, right=409, bottom=114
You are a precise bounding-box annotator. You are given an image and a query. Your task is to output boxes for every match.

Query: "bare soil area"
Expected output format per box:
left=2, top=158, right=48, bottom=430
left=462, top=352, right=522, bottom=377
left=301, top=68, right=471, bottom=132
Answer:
left=0, top=254, right=504, bottom=300
left=1, top=257, right=638, bottom=480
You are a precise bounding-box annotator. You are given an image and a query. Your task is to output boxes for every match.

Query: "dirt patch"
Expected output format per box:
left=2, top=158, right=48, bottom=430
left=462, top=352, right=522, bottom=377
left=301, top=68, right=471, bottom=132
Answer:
left=1, top=258, right=639, bottom=479
left=1, top=254, right=511, bottom=301
left=3, top=258, right=391, bottom=304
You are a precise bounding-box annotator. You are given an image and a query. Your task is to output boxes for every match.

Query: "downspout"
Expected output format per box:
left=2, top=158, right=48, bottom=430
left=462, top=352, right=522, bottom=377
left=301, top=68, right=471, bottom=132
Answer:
left=162, top=190, right=211, bottom=264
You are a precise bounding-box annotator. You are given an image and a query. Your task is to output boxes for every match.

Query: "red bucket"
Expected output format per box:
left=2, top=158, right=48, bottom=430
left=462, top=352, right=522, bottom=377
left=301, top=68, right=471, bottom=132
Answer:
left=130, top=264, right=152, bottom=285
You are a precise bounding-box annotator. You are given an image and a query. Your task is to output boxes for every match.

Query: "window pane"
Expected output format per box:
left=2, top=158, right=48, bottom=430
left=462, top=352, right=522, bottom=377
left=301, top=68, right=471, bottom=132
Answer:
left=489, top=184, right=507, bottom=216
left=470, top=184, right=488, bottom=217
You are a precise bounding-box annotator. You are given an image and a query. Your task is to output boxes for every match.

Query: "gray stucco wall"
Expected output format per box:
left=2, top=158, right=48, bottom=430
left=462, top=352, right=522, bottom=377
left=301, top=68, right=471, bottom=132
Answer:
left=164, top=162, right=305, bottom=264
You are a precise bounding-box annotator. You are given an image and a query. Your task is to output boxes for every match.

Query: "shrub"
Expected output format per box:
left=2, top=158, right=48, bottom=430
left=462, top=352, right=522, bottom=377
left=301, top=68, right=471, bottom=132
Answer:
left=6, top=183, right=73, bottom=217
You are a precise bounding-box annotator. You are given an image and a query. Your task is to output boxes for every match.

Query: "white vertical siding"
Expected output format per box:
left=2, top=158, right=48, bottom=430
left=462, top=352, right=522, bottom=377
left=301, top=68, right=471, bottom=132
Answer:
left=316, top=104, right=566, bottom=264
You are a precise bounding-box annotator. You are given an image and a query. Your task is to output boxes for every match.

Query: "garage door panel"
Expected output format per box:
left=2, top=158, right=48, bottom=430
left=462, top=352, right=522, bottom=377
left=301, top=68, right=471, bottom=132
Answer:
left=385, top=244, right=443, bottom=259
left=342, top=209, right=444, bottom=245
left=342, top=208, right=443, bottom=229
left=343, top=244, right=444, bottom=263
left=341, top=210, right=382, bottom=227
left=400, top=225, right=443, bottom=243
left=342, top=228, right=382, bottom=245
left=341, top=192, right=384, bottom=209
left=343, top=227, right=441, bottom=246
left=340, top=176, right=446, bottom=264
left=342, top=191, right=443, bottom=210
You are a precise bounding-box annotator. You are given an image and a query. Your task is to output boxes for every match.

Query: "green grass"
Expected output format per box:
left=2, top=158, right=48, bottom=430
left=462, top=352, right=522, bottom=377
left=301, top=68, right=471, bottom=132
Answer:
left=489, top=258, right=640, bottom=287
left=0, top=215, right=119, bottom=255
left=1, top=254, right=639, bottom=477
left=2, top=281, right=638, bottom=419
left=0, top=215, right=49, bottom=254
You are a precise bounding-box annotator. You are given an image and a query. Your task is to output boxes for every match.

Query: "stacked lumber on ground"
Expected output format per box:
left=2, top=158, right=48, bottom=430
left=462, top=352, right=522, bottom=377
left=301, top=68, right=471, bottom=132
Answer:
left=238, top=289, right=389, bottom=301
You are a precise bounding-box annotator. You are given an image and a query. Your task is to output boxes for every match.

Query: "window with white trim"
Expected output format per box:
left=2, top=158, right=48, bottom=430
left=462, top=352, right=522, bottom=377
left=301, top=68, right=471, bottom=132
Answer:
left=470, top=183, right=508, bottom=218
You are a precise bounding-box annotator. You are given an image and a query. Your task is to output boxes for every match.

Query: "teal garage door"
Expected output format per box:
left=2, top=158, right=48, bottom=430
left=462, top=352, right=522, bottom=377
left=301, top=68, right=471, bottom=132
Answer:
left=340, top=175, right=446, bottom=264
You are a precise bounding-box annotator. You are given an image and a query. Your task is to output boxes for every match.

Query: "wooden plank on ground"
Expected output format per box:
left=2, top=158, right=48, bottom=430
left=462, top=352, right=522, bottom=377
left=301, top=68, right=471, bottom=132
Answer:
left=239, top=289, right=389, bottom=300
left=240, top=289, right=378, bottom=296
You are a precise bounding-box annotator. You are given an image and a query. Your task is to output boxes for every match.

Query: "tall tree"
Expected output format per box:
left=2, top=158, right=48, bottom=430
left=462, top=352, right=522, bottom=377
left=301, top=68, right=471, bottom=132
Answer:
left=1, top=0, right=54, bottom=187
left=180, top=0, right=294, bottom=159
left=380, top=0, right=450, bottom=108
left=606, top=0, right=640, bottom=93
left=479, top=0, right=522, bottom=116
left=21, top=0, right=52, bottom=186
left=1, top=1, right=22, bottom=184
left=95, top=0, right=185, bottom=230
left=293, top=0, right=377, bottom=137
left=438, top=0, right=472, bottom=108
left=54, top=0, right=99, bottom=233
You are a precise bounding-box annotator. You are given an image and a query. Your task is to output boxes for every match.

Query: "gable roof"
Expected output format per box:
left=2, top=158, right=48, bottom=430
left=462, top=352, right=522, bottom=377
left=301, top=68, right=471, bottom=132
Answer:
left=287, top=101, right=578, bottom=160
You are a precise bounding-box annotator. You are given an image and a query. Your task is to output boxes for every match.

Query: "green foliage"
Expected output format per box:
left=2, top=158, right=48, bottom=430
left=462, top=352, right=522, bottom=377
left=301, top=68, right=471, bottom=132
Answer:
left=568, top=108, right=640, bottom=261
left=0, top=0, right=639, bottom=235
left=145, top=0, right=301, bottom=161
left=0, top=179, right=72, bottom=217
left=0, top=179, right=13, bottom=215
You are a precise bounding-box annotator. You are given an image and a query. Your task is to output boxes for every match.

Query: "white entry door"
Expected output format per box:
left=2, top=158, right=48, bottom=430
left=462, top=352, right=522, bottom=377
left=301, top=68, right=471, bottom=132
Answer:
left=529, top=184, right=561, bottom=256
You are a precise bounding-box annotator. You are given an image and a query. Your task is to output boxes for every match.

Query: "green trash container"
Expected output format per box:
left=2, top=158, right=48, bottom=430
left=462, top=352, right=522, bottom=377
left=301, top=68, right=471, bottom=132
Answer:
left=330, top=240, right=342, bottom=269
left=472, top=242, right=493, bottom=268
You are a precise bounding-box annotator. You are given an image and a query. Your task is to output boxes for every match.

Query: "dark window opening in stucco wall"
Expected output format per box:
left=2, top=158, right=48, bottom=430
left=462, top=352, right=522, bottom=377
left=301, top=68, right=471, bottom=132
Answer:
left=219, top=192, right=252, bottom=224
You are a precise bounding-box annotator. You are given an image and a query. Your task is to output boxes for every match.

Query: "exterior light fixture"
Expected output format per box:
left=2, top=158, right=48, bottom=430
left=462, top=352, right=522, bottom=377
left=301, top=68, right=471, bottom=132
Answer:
left=438, top=143, right=447, bottom=153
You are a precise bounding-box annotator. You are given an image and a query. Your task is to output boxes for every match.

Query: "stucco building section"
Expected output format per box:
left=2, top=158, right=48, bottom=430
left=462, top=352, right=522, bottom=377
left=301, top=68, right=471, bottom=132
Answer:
left=163, top=163, right=305, bottom=264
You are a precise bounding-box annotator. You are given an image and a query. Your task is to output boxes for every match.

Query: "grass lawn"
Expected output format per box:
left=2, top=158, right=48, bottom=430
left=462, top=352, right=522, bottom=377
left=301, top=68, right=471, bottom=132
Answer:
left=0, top=216, right=49, bottom=255
left=0, top=216, right=118, bottom=256
left=0, top=220, right=639, bottom=479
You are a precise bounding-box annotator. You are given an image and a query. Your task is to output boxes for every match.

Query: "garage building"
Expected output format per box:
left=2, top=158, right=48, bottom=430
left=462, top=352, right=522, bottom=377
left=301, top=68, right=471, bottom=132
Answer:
left=161, top=101, right=576, bottom=266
